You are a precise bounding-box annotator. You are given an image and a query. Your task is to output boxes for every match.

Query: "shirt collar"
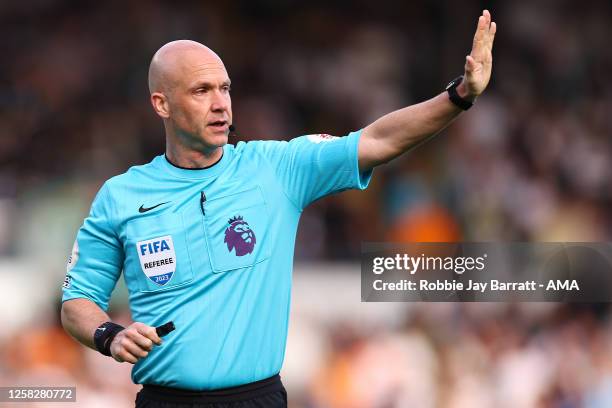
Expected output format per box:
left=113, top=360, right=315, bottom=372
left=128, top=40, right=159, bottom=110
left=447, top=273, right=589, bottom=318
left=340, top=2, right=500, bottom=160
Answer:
left=155, top=145, right=231, bottom=179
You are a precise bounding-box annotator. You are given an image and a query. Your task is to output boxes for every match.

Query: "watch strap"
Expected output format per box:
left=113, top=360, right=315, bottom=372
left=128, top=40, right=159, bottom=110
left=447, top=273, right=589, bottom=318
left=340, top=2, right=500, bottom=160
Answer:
left=446, top=76, right=473, bottom=111
left=93, top=321, right=125, bottom=357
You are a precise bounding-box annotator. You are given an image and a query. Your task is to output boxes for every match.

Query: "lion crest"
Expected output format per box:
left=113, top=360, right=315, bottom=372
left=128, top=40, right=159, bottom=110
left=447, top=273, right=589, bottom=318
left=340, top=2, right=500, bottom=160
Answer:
left=224, top=215, right=256, bottom=256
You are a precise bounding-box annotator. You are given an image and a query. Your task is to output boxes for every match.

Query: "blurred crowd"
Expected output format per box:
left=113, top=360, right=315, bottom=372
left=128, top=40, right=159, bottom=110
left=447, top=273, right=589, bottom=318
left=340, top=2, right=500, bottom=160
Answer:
left=304, top=302, right=612, bottom=408
left=2, top=0, right=612, bottom=406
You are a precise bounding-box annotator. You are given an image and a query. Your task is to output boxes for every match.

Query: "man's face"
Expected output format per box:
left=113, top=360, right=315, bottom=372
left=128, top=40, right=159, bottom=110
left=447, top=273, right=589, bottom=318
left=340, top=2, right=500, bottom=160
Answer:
left=164, top=52, right=232, bottom=150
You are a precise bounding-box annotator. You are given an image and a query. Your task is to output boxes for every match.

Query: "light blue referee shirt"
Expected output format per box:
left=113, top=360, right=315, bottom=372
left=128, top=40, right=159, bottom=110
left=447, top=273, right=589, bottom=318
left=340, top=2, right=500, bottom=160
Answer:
left=61, top=130, right=372, bottom=390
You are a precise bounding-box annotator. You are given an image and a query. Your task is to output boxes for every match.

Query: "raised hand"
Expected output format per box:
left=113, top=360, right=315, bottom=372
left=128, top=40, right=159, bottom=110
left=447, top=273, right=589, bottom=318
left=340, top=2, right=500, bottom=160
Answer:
left=462, top=10, right=497, bottom=99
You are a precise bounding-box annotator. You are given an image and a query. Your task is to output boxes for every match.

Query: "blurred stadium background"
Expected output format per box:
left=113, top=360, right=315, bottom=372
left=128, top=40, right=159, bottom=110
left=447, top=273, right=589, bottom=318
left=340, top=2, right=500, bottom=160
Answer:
left=1, top=0, right=612, bottom=406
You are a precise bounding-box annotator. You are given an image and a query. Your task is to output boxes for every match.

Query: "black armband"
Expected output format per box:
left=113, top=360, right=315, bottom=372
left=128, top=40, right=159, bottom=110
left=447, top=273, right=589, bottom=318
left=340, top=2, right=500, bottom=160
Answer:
left=93, top=321, right=125, bottom=357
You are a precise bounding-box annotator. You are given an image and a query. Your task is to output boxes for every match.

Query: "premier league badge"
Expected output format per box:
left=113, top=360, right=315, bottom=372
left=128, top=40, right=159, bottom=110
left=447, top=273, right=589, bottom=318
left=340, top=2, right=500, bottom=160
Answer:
left=224, top=216, right=256, bottom=256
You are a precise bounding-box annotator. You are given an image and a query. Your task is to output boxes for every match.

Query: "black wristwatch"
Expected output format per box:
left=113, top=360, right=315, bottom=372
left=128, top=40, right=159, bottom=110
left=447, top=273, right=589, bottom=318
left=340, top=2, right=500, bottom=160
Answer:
left=446, top=76, right=473, bottom=110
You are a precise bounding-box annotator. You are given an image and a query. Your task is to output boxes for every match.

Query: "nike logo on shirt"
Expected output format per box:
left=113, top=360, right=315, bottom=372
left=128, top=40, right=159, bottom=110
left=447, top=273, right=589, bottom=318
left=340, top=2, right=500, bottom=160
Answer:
left=139, top=202, right=169, bottom=213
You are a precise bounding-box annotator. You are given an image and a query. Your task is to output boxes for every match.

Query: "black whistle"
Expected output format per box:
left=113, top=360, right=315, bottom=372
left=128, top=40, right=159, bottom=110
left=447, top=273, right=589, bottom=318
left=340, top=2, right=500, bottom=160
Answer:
left=155, top=321, right=175, bottom=337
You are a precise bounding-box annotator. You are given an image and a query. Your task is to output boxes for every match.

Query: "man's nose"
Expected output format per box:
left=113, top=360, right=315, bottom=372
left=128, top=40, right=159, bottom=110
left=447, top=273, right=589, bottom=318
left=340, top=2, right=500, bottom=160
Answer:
left=210, top=90, right=229, bottom=112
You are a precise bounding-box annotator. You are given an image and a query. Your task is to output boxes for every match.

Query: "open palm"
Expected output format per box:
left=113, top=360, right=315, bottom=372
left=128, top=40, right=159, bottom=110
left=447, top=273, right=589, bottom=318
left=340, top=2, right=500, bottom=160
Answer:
left=464, top=10, right=497, bottom=97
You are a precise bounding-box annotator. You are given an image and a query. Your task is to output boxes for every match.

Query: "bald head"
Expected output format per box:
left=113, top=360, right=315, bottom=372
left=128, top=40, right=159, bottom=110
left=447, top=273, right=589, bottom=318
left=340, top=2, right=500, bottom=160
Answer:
left=148, top=40, right=225, bottom=94
left=148, top=40, right=232, bottom=155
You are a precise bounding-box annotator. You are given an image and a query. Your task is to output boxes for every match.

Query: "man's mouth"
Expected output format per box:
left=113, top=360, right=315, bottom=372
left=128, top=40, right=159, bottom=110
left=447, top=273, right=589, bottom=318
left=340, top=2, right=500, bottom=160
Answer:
left=207, top=120, right=228, bottom=129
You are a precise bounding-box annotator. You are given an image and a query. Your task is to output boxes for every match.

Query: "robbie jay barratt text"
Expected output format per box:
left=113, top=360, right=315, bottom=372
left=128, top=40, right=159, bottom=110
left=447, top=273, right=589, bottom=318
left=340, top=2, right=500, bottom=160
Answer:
left=372, top=279, right=580, bottom=292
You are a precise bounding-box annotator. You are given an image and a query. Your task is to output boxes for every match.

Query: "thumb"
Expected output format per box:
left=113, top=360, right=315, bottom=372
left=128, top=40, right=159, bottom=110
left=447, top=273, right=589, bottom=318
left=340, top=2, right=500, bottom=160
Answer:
left=466, top=55, right=478, bottom=73
left=135, top=324, right=163, bottom=345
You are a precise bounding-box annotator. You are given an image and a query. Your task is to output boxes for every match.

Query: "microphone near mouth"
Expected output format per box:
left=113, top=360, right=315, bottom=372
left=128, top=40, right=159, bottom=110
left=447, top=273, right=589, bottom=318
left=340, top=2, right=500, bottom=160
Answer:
left=229, top=124, right=238, bottom=137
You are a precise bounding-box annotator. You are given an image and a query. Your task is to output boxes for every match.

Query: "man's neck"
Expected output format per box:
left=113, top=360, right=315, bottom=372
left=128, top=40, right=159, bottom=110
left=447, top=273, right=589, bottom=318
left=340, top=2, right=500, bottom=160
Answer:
left=165, top=143, right=224, bottom=169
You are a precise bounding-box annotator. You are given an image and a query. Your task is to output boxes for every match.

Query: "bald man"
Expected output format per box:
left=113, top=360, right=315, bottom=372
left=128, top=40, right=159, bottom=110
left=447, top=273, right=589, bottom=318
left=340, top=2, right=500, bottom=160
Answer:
left=61, top=11, right=496, bottom=408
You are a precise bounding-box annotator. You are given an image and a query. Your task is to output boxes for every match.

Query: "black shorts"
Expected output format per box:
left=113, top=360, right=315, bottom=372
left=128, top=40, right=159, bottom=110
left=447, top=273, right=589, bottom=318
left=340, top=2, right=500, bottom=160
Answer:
left=134, top=374, right=287, bottom=408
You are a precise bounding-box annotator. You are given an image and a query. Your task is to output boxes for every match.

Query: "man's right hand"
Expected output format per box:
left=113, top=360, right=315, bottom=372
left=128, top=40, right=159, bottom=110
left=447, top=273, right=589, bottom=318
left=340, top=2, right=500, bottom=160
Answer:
left=110, top=322, right=162, bottom=364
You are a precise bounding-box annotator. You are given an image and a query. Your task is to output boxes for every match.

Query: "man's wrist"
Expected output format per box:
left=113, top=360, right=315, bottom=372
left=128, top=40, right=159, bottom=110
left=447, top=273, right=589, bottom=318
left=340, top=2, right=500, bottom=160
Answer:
left=93, top=321, right=125, bottom=356
left=456, top=81, right=477, bottom=103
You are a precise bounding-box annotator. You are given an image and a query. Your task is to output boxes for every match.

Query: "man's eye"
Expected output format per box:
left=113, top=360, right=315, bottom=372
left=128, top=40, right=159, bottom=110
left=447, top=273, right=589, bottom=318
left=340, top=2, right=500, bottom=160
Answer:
left=195, top=88, right=207, bottom=94
left=222, top=86, right=231, bottom=92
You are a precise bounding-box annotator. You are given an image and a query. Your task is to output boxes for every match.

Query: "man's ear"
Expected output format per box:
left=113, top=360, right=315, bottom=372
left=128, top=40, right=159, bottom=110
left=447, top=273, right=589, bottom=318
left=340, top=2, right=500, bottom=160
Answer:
left=151, top=92, right=170, bottom=118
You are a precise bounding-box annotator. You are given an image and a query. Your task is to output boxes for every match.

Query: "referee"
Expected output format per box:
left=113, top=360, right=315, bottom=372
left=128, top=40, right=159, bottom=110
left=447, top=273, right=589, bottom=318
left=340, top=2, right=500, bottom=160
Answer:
left=61, top=10, right=496, bottom=407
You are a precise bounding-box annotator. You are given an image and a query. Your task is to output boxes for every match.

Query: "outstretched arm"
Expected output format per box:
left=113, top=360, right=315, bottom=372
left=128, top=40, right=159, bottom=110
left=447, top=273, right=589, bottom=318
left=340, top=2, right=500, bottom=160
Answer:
left=358, top=10, right=497, bottom=171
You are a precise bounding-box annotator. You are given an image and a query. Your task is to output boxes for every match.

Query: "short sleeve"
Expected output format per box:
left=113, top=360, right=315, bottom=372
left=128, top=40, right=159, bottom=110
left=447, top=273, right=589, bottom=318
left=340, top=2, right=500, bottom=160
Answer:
left=259, top=130, right=373, bottom=209
left=61, top=183, right=124, bottom=311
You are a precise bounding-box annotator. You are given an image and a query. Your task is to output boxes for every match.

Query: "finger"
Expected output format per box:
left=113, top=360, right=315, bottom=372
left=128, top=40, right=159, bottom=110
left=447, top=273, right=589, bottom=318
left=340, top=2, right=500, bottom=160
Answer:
left=125, top=330, right=154, bottom=351
left=482, top=21, right=496, bottom=58
left=483, top=9, right=491, bottom=27
left=486, top=14, right=495, bottom=39
left=488, top=21, right=497, bottom=54
left=122, top=338, right=150, bottom=359
left=112, top=344, right=139, bottom=364
left=117, top=350, right=138, bottom=364
left=471, top=15, right=487, bottom=59
left=473, top=15, right=486, bottom=43
left=136, top=324, right=163, bottom=345
left=490, top=21, right=497, bottom=40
